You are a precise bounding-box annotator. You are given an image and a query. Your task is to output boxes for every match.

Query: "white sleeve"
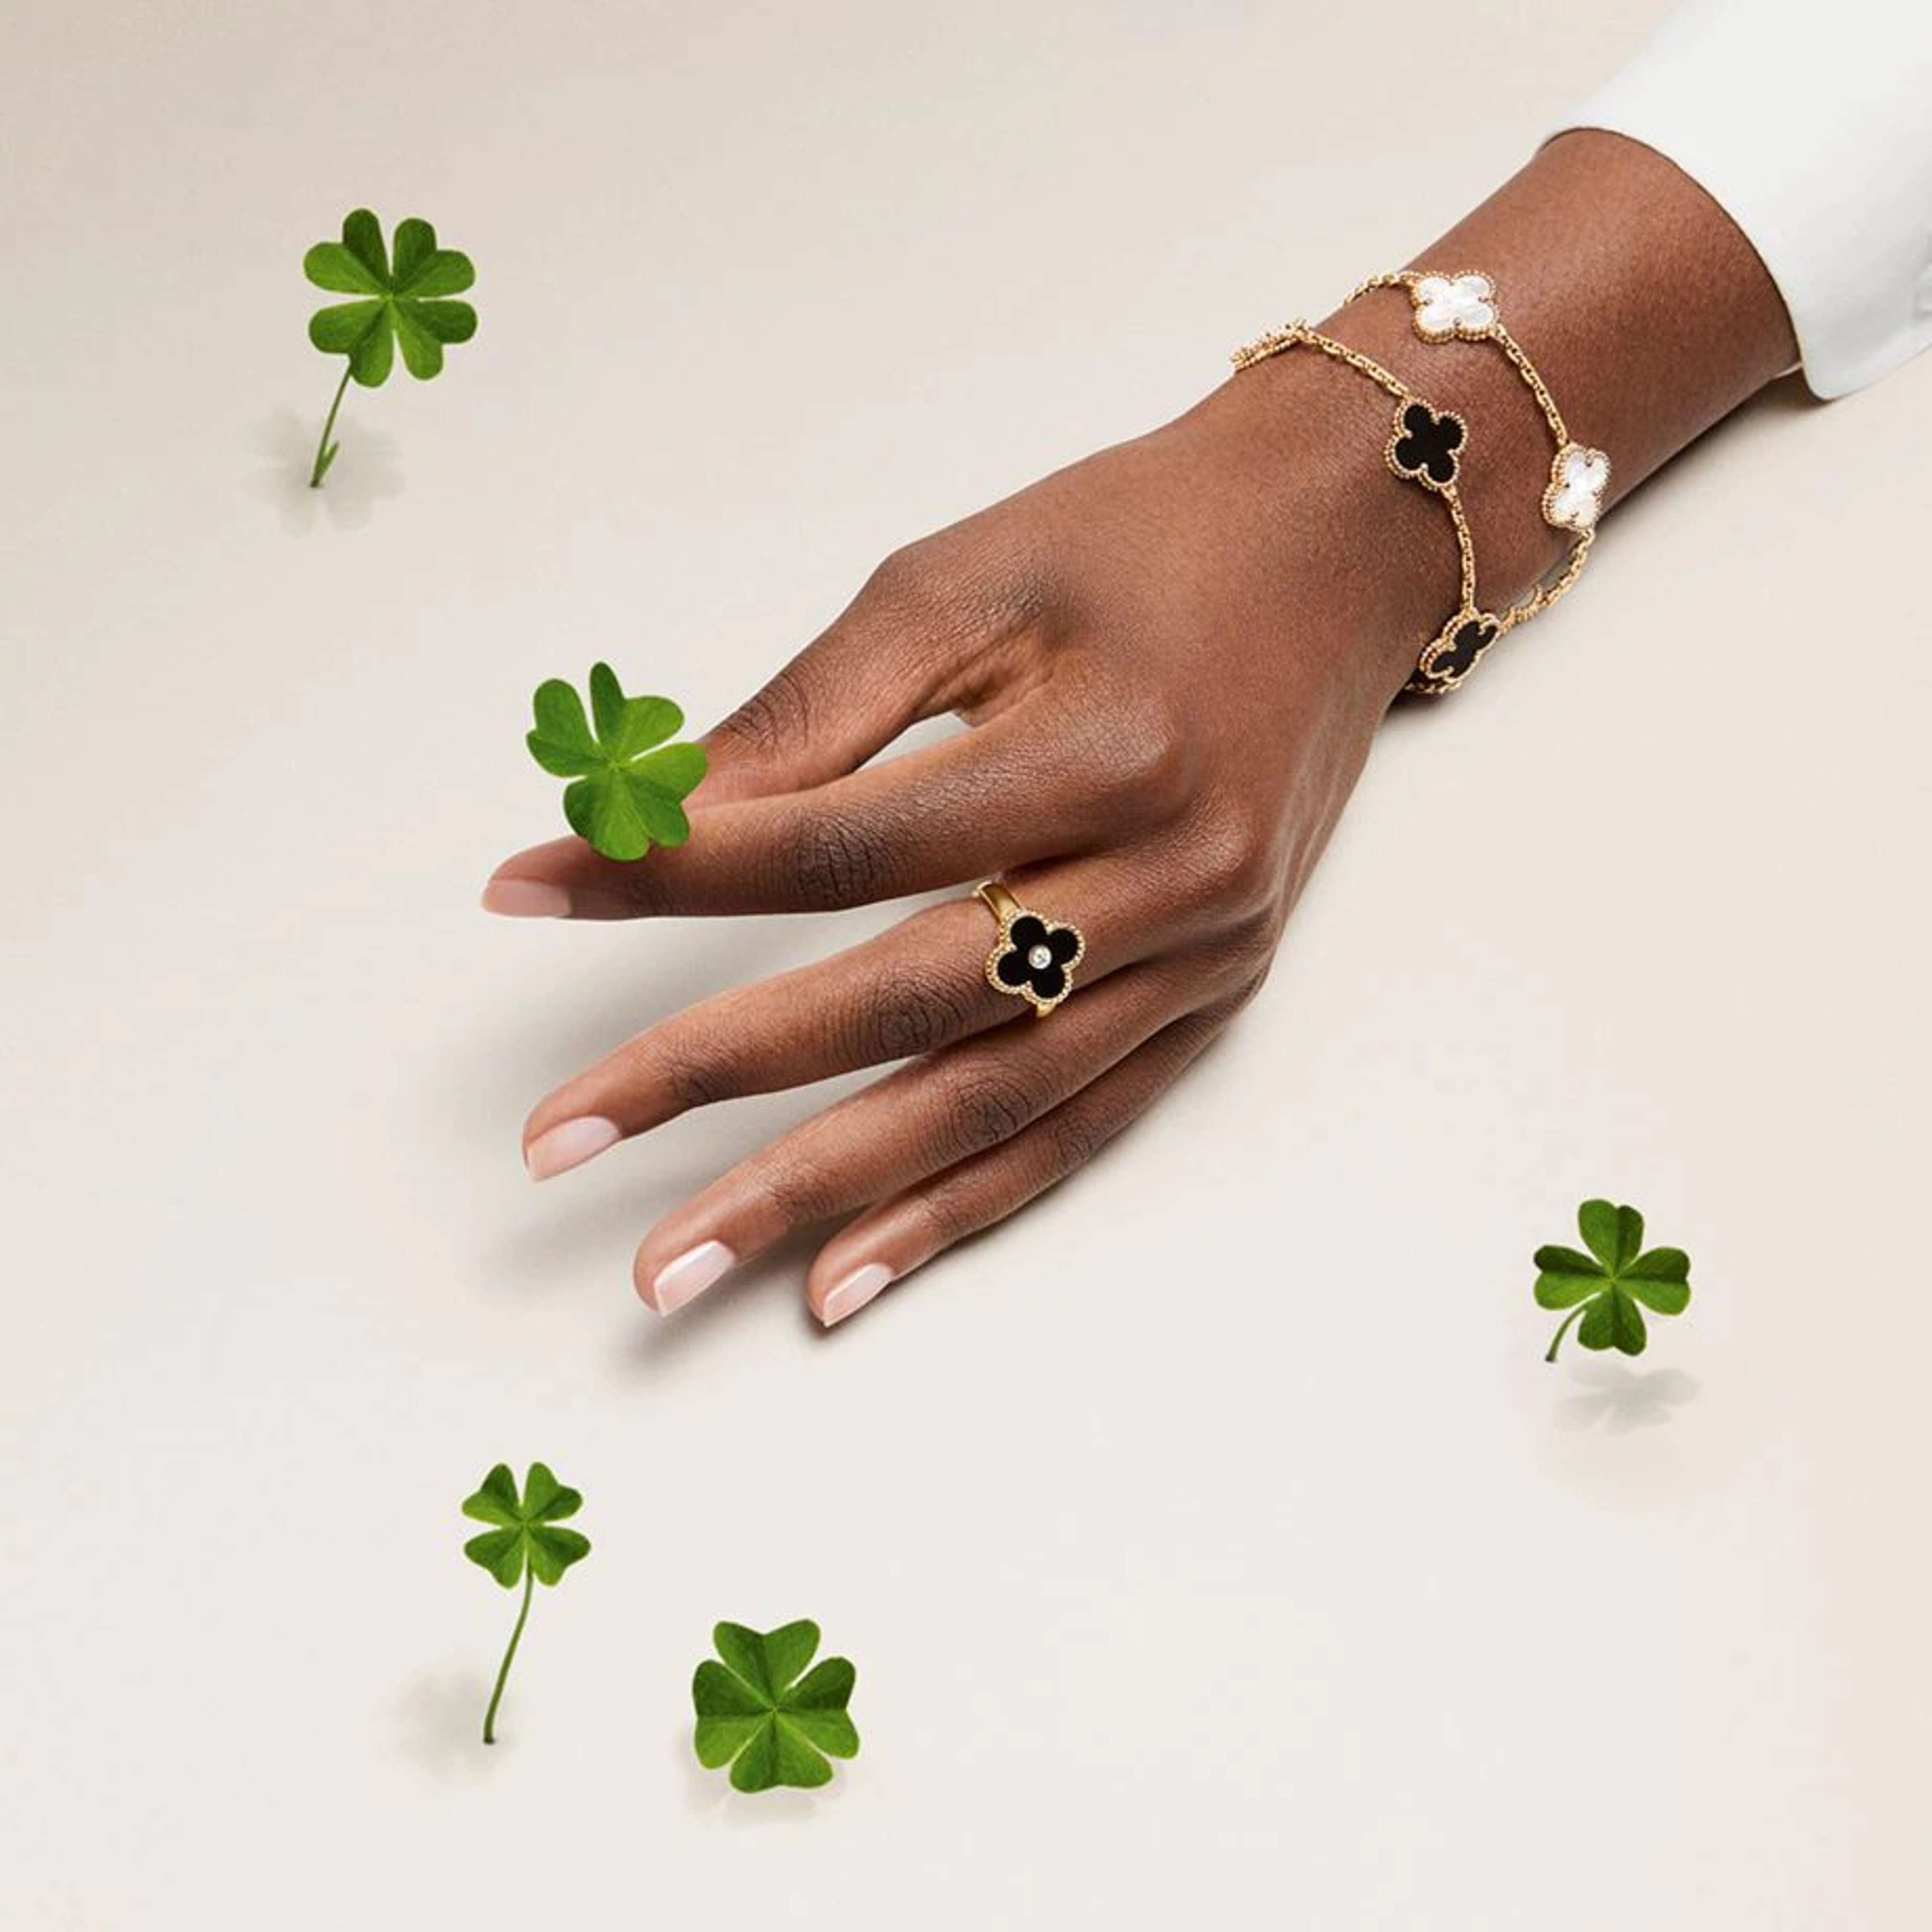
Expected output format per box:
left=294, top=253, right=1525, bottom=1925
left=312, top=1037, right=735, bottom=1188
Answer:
left=1549, top=0, right=1932, bottom=398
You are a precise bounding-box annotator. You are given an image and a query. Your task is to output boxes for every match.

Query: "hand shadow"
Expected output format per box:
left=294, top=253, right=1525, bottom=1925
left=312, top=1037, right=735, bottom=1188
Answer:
left=605, top=1219, right=829, bottom=1383
left=1553, top=1358, right=1700, bottom=1434
left=439, top=920, right=791, bottom=1156
left=249, top=405, right=404, bottom=531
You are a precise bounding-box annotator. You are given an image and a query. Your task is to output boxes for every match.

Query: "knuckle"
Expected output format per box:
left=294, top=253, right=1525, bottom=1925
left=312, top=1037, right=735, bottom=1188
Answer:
left=940, top=1062, right=1041, bottom=1161
left=754, top=1152, right=838, bottom=1228
left=609, top=866, right=668, bottom=915
left=1185, top=803, right=1282, bottom=916
left=714, top=659, right=815, bottom=761
left=1165, top=1020, right=1223, bottom=1077
left=842, top=965, right=980, bottom=1065
left=1147, top=1007, right=1222, bottom=1076
left=642, top=1032, right=739, bottom=1113
left=771, top=807, right=899, bottom=910
left=861, top=534, right=1051, bottom=649
left=860, top=539, right=942, bottom=610
left=1220, top=905, right=1285, bottom=983
left=1104, top=697, right=1196, bottom=821
left=1040, top=1100, right=1107, bottom=1176
left=912, top=1176, right=977, bottom=1252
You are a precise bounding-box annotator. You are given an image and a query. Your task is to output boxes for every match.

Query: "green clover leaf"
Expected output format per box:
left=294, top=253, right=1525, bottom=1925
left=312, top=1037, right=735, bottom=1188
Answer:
left=527, top=662, right=708, bottom=861
left=461, top=1461, right=590, bottom=1743
left=692, top=1620, right=860, bottom=1792
left=302, top=208, right=476, bottom=486
left=1534, top=1199, right=1693, bottom=1363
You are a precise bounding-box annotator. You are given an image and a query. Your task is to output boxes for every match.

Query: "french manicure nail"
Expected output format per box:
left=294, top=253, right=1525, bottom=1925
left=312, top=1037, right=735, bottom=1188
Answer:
left=524, top=1116, right=620, bottom=1180
left=650, top=1240, right=737, bottom=1316
left=482, top=877, right=572, bottom=918
left=819, top=1262, right=893, bottom=1327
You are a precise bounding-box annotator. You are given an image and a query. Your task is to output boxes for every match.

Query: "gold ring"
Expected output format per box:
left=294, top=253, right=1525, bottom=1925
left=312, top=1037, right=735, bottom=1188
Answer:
left=976, top=880, right=1084, bottom=1018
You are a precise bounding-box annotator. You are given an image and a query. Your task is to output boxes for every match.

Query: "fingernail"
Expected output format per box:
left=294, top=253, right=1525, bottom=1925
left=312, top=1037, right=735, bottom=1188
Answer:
left=524, top=1116, right=620, bottom=1180
left=649, top=1240, right=737, bottom=1315
left=819, top=1263, right=893, bottom=1327
left=482, top=877, right=571, bottom=918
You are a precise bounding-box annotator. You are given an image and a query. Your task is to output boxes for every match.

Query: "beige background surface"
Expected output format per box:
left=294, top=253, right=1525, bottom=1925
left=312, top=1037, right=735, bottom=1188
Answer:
left=3, top=2, right=1926, bottom=1926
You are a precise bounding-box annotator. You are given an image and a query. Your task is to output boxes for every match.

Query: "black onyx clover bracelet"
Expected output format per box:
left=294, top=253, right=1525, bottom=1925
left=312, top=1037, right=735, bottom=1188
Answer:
left=1233, top=271, right=1609, bottom=694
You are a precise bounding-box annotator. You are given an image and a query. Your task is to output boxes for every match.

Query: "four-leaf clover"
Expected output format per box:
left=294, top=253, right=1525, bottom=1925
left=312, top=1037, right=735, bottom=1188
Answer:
left=1387, top=400, right=1466, bottom=491
left=1410, top=270, right=1498, bottom=340
left=437, top=1213, right=1699, bottom=1762
left=302, top=208, right=477, bottom=486
left=1416, top=610, right=1500, bottom=689
left=692, top=1621, right=860, bottom=1792
left=1544, top=442, right=1612, bottom=532
left=526, top=663, right=708, bottom=861
left=1534, top=1200, right=1693, bottom=1363
left=986, top=910, right=1084, bottom=1015
left=461, top=1461, right=591, bottom=1743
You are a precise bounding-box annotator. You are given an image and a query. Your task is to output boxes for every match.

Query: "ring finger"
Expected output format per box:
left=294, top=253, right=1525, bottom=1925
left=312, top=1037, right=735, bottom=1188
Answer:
left=805, top=995, right=1241, bottom=1324
left=519, top=843, right=1207, bottom=1180
left=630, top=950, right=1232, bottom=1312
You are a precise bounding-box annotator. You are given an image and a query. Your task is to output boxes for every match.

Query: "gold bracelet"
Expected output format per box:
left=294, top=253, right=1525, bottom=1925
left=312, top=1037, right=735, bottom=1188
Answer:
left=1232, top=320, right=1499, bottom=692
left=1232, top=271, right=1608, bottom=695
left=1349, top=269, right=1608, bottom=549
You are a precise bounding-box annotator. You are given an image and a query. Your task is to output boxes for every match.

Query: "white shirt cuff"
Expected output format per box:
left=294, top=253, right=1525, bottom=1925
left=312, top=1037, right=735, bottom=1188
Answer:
left=1548, top=0, right=1932, bottom=398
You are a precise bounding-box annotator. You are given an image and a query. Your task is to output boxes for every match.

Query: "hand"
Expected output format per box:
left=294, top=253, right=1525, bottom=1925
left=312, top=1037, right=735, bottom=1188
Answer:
left=485, top=132, right=1794, bottom=1327
left=485, top=352, right=1431, bottom=1325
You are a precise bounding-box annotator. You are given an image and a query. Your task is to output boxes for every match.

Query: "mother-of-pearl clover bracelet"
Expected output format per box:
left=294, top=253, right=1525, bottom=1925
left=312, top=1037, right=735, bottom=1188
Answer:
left=1232, top=271, right=1609, bottom=694
left=1352, top=270, right=1610, bottom=602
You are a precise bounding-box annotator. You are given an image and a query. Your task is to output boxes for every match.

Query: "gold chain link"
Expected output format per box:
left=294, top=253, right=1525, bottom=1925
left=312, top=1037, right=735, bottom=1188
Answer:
left=1237, top=272, right=1604, bottom=692
left=1347, top=271, right=1570, bottom=445
left=1230, top=319, right=1480, bottom=689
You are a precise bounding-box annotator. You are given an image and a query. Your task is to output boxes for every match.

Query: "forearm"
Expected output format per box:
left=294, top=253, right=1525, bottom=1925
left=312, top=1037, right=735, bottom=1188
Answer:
left=1209, top=129, right=1798, bottom=696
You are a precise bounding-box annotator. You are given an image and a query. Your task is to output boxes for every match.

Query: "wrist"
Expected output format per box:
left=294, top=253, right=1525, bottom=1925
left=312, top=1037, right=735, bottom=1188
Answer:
left=1318, top=289, right=1572, bottom=623
left=1331, top=132, right=1794, bottom=614
left=1189, top=348, right=1467, bottom=706
left=1201, top=129, right=1796, bottom=708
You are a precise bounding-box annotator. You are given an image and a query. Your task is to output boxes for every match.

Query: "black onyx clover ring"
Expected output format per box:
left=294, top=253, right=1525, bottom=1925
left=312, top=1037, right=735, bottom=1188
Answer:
left=976, top=880, right=1085, bottom=1018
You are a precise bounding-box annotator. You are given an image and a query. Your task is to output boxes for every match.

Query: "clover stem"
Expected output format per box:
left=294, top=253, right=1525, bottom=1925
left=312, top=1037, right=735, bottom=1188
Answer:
left=1544, top=1304, right=1588, bottom=1364
left=482, top=1567, right=534, bottom=1745
left=309, top=363, right=353, bottom=488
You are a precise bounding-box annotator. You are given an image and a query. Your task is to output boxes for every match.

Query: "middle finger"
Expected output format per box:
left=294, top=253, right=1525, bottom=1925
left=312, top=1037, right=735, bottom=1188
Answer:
left=487, top=690, right=1164, bottom=921
left=520, top=846, right=1198, bottom=1179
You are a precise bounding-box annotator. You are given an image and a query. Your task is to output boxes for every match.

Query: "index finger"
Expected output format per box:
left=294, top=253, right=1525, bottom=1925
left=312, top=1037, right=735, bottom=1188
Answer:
left=483, top=695, right=1149, bottom=919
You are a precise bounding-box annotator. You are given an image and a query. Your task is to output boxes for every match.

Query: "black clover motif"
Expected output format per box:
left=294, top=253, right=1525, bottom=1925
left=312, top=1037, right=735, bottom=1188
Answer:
left=1387, top=400, right=1466, bottom=491
left=988, top=912, right=1083, bottom=1015
left=1417, top=609, right=1499, bottom=688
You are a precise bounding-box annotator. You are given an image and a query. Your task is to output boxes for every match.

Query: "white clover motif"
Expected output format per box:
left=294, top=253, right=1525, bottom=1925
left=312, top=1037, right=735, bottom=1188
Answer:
left=1410, top=272, right=1496, bottom=340
left=1544, top=443, right=1610, bottom=532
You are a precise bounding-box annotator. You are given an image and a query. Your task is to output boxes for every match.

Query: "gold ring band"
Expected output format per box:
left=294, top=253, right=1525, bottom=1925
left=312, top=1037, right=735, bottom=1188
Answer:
left=975, top=879, right=1085, bottom=1018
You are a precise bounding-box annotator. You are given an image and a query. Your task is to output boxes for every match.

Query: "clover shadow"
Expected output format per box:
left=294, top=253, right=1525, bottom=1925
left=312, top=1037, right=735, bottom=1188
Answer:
left=1553, top=1359, right=1700, bottom=1434
left=393, top=1666, right=497, bottom=1780
left=249, top=405, right=405, bottom=531
left=675, top=1727, right=837, bottom=1823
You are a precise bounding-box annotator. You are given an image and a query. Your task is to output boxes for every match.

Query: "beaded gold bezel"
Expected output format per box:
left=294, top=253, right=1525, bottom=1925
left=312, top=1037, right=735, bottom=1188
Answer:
left=1406, top=269, right=1499, bottom=343
left=976, top=882, right=1085, bottom=1018
left=1384, top=398, right=1469, bottom=496
left=1333, top=267, right=1606, bottom=687
left=1542, top=441, right=1612, bottom=534
left=1415, top=607, right=1504, bottom=691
